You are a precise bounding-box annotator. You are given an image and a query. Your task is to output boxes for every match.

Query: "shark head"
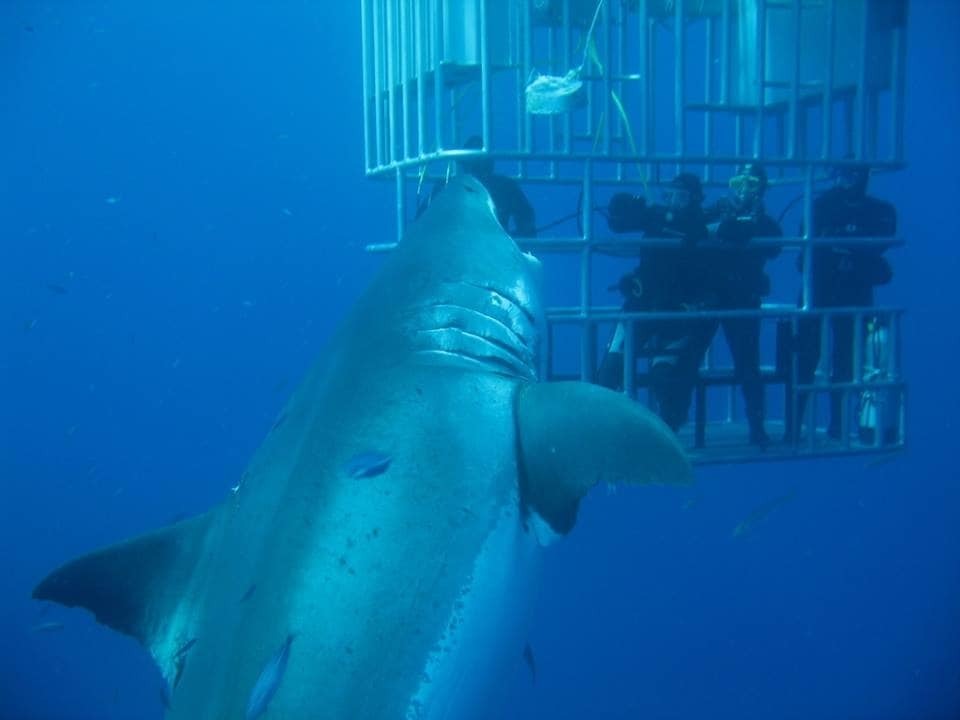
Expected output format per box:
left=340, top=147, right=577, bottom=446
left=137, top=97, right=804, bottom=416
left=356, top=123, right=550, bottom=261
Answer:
left=358, top=176, right=544, bottom=381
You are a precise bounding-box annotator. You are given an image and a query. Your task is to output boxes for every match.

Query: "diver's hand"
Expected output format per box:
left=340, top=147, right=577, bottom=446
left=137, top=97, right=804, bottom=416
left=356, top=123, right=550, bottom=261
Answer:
left=615, top=273, right=643, bottom=299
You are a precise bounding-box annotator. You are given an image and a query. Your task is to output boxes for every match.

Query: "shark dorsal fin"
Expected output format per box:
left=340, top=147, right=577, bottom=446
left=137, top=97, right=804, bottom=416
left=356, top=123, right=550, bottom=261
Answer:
left=33, top=513, right=213, bottom=662
left=515, top=381, right=692, bottom=535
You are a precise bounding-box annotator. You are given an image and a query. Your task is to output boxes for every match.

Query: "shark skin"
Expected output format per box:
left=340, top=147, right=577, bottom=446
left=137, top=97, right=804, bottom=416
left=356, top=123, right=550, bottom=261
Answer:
left=33, top=177, right=692, bottom=719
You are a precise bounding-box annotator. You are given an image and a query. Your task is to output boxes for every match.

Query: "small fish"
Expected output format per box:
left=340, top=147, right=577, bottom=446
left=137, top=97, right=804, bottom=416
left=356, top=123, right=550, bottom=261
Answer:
left=29, top=621, right=65, bottom=634
left=522, top=642, right=537, bottom=685
left=173, top=637, right=197, bottom=661
left=280, top=208, right=292, bottom=217
left=105, top=196, right=119, bottom=205
left=240, top=584, right=257, bottom=603
left=23, top=318, right=38, bottom=333
left=732, top=492, right=796, bottom=539
left=171, top=660, right=186, bottom=691
left=165, top=637, right=198, bottom=696
left=270, top=413, right=288, bottom=432
left=344, top=451, right=392, bottom=479
left=246, top=634, right=295, bottom=720
left=45, top=283, right=68, bottom=295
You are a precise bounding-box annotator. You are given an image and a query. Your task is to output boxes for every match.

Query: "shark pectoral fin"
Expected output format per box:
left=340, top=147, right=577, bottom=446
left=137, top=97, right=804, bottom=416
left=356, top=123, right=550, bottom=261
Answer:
left=32, top=512, right=213, bottom=664
left=516, top=381, right=692, bottom=535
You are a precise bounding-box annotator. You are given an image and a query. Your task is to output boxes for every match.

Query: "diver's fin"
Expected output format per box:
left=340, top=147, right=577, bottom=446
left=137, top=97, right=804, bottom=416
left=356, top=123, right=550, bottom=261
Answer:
left=32, top=513, right=214, bottom=657
left=515, top=381, right=692, bottom=535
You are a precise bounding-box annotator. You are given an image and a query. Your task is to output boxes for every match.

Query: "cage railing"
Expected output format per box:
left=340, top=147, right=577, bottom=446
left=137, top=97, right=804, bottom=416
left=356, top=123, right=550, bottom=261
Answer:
left=361, top=0, right=908, bottom=177
left=543, top=304, right=905, bottom=463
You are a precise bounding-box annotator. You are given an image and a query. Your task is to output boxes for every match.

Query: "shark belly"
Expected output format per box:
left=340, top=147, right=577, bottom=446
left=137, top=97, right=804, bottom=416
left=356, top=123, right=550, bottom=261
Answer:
left=406, top=486, right=540, bottom=720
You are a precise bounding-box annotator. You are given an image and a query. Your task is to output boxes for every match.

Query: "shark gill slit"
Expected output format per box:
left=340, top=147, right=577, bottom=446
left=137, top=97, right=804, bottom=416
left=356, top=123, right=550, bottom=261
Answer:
left=428, top=303, right=531, bottom=354
left=413, top=327, right=535, bottom=379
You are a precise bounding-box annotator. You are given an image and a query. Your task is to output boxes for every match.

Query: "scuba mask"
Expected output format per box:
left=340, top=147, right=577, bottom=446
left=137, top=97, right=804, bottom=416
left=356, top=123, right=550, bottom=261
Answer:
left=729, top=173, right=763, bottom=203
left=728, top=170, right=767, bottom=216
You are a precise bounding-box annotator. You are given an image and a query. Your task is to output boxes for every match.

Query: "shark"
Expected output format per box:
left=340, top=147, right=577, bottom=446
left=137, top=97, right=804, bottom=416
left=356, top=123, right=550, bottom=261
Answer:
left=33, top=176, right=691, bottom=719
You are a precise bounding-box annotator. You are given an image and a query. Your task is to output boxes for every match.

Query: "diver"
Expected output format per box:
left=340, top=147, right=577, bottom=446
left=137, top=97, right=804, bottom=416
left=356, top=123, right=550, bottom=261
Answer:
left=702, top=163, right=782, bottom=447
left=596, top=173, right=713, bottom=433
left=789, top=163, right=896, bottom=440
left=416, top=136, right=537, bottom=238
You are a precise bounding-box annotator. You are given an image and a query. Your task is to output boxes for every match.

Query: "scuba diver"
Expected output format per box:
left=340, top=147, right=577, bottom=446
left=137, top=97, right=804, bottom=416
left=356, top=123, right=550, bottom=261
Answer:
left=596, top=173, right=713, bottom=433
left=701, top=163, right=782, bottom=447
left=789, top=163, right=896, bottom=440
left=416, top=136, right=537, bottom=238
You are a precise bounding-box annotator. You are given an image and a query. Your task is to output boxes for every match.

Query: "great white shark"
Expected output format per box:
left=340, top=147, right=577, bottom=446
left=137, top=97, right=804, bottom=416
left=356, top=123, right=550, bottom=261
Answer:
left=33, top=176, right=691, bottom=719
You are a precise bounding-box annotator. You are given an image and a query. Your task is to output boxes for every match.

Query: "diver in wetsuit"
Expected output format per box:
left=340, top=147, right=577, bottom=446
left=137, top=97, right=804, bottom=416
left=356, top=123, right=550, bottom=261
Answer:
left=790, top=164, right=896, bottom=440
left=597, top=173, right=713, bottom=432
left=702, top=163, right=782, bottom=446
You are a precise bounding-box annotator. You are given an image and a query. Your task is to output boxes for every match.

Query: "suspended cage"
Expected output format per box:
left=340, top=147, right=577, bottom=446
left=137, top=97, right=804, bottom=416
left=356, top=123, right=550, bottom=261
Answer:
left=360, top=0, right=909, bottom=465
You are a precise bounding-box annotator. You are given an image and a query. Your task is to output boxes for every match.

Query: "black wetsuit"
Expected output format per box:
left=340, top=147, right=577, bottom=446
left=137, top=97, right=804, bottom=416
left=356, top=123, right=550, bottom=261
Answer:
left=703, top=209, right=782, bottom=443
left=597, top=195, right=711, bottom=432
left=792, top=189, right=896, bottom=437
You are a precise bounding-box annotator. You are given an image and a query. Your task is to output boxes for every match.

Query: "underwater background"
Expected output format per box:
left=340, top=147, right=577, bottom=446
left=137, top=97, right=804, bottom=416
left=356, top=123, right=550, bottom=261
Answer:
left=2, top=2, right=958, bottom=718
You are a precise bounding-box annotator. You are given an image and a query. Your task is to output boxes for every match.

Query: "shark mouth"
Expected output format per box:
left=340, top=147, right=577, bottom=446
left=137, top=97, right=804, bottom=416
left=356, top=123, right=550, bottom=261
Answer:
left=408, top=281, right=540, bottom=380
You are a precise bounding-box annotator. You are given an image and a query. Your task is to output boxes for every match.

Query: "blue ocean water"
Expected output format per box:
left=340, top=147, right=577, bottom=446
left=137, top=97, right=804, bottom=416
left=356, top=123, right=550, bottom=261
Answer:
left=1, top=2, right=958, bottom=719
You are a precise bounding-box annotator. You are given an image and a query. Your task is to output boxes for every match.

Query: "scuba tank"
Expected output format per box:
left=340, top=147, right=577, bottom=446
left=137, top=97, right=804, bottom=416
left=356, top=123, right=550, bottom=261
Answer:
left=857, top=316, right=898, bottom=445
left=596, top=323, right=627, bottom=391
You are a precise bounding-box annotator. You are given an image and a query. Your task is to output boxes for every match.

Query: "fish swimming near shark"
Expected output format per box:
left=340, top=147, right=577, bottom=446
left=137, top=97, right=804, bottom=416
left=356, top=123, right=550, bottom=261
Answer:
left=246, top=633, right=295, bottom=719
left=732, top=491, right=797, bottom=538
left=522, top=642, right=537, bottom=685
left=32, top=177, right=691, bottom=719
left=28, top=620, right=65, bottom=634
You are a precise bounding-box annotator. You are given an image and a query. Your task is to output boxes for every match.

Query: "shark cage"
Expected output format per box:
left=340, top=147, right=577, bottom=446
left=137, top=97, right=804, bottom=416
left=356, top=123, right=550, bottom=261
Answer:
left=360, top=0, right=909, bottom=465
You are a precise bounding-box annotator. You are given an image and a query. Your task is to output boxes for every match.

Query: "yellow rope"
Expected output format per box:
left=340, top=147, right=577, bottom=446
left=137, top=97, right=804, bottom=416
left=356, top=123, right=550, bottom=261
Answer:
left=610, top=89, right=648, bottom=193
